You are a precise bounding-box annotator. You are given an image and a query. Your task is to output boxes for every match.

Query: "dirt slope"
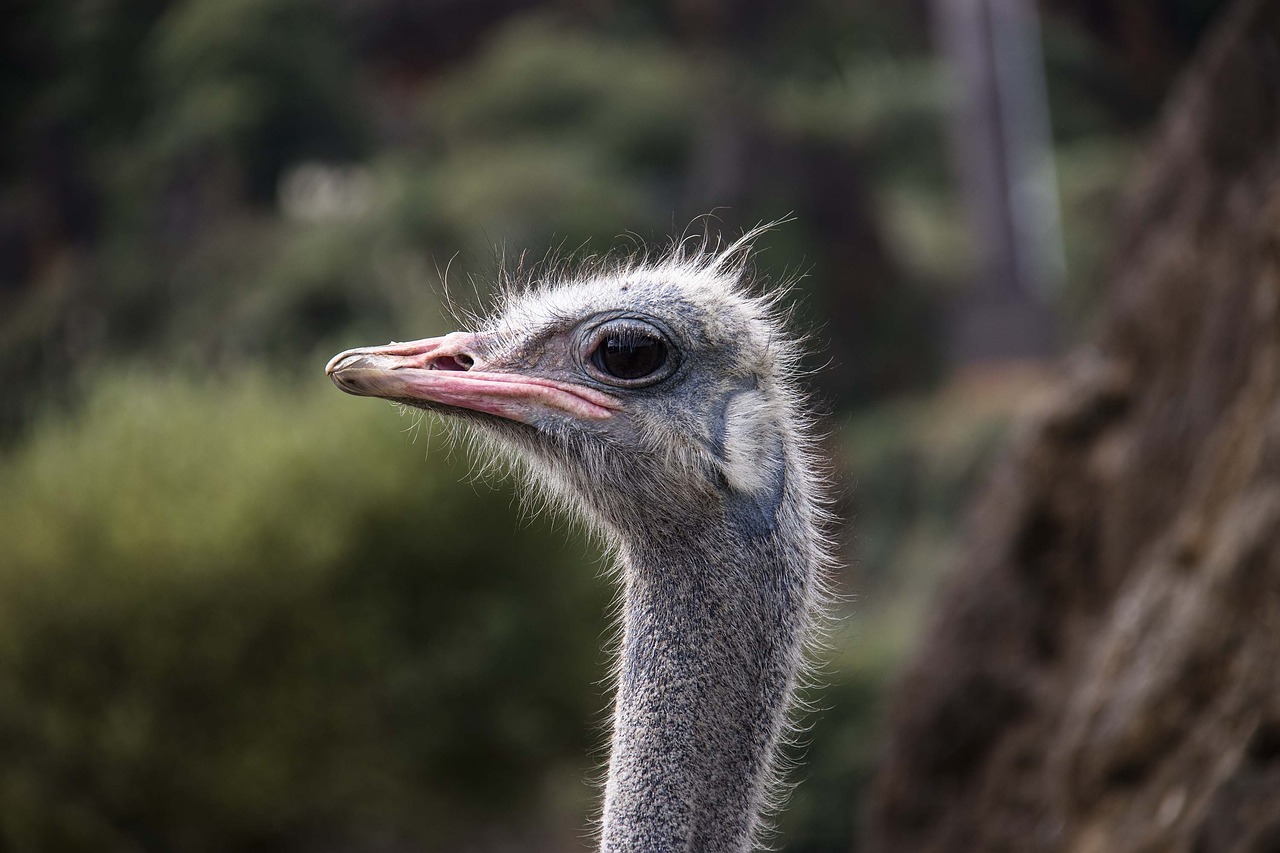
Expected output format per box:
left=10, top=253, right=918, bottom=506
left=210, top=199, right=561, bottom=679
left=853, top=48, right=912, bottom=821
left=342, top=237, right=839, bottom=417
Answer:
left=870, top=1, right=1280, bottom=850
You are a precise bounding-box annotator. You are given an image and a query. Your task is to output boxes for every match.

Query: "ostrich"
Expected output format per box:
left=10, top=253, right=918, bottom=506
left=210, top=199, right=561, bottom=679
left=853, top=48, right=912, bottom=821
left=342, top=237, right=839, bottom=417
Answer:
left=326, top=232, right=833, bottom=853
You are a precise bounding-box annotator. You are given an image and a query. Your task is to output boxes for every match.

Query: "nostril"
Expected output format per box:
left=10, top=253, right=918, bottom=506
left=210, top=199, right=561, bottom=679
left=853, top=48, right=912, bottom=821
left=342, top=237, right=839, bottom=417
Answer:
left=430, top=353, right=474, bottom=371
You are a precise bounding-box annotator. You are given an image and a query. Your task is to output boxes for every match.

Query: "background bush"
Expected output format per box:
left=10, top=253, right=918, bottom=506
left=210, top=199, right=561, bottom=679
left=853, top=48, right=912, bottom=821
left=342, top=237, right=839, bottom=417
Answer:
left=0, top=372, right=609, bottom=851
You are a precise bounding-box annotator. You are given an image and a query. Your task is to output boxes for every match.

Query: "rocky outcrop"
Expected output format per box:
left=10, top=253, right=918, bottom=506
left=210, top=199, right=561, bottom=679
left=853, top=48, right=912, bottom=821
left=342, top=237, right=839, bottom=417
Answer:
left=870, top=1, right=1280, bottom=850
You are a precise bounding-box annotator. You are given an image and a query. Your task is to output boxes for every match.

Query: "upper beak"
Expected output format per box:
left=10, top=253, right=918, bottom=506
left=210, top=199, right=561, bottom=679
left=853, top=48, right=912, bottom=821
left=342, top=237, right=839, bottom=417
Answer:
left=326, top=333, right=618, bottom=423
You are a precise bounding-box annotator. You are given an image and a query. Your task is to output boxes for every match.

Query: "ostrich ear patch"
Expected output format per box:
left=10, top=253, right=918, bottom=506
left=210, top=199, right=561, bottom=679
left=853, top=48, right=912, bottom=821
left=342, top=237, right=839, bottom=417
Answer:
left=719, top=388, right=786, bottom=535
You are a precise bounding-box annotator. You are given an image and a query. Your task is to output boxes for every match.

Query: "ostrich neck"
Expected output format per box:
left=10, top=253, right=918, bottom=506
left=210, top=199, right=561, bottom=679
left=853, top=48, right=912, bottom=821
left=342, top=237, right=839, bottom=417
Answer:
left=600, top=520, right=811, bottom=853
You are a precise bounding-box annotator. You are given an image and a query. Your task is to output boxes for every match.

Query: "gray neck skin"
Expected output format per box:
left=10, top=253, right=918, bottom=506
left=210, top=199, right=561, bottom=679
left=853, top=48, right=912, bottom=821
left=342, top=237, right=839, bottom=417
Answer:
left=599, top=518, right=809, bottom=853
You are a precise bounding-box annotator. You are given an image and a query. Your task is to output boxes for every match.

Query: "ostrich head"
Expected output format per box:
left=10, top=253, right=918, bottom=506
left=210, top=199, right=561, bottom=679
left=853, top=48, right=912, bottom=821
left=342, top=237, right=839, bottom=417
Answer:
left=327, top=231, right=830, bottom=853
left=327, top=237, right=806, bottom=547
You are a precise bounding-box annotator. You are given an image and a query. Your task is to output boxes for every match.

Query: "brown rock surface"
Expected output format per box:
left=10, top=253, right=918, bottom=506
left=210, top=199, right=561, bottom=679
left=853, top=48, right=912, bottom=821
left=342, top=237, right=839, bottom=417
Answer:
left=869, top=1, right=1280, bottom=850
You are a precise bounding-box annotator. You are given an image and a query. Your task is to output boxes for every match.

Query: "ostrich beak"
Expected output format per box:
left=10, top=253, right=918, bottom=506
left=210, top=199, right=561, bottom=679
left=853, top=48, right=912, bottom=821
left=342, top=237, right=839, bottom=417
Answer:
left=325, top=334, right=618, bottom=423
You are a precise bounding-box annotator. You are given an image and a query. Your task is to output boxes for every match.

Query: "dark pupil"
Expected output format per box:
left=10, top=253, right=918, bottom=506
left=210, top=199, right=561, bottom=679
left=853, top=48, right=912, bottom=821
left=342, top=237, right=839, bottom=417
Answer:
left=595, top=332, right=666, bottom=380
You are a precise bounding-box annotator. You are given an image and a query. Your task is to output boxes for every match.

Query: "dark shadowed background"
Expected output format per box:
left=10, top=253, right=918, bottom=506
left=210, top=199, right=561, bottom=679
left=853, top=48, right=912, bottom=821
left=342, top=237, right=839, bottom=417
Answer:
left=0, top=1, right=1232, bottom=850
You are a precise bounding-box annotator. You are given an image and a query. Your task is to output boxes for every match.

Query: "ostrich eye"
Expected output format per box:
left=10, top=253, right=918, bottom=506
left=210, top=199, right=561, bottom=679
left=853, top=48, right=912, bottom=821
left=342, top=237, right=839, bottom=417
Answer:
left=594, top=331, right=666, bottom=379
left=583, top=319, right=677, bottom=387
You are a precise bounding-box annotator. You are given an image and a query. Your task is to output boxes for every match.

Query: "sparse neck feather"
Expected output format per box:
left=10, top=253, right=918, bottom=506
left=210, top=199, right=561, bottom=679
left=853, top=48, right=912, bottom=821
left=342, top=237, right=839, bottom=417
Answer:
left=599, top=487, right=816, bottom=853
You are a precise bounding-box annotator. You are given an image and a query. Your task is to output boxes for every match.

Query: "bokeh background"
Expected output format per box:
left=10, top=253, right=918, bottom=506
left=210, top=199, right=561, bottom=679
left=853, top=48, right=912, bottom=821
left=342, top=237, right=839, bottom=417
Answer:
left=0, top=1, right=1230, bottom=850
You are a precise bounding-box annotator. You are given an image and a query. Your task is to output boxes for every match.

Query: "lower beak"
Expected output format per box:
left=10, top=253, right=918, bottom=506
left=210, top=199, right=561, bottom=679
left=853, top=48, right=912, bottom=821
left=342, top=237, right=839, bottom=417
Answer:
left=326, top=334, right=617, bottom=423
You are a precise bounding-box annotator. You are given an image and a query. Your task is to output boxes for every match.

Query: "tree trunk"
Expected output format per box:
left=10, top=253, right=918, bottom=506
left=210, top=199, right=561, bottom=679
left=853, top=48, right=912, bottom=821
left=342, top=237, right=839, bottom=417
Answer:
left=870, top=0, right=1280, bottom=850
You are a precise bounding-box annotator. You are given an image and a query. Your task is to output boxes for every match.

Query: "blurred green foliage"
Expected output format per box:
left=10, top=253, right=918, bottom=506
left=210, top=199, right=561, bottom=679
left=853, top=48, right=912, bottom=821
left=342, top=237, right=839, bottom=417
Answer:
left=0, top=372, right=609, bottom=850
left=147, top=0, right=366, bottom=199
